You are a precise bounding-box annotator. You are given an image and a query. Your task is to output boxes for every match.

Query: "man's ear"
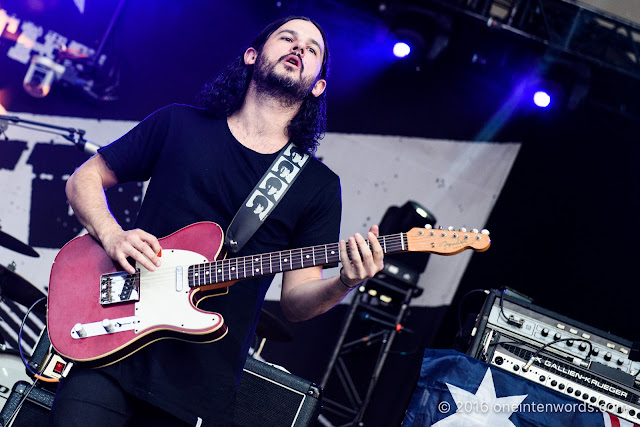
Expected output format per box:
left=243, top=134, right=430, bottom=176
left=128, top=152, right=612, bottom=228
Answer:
left=244, top=47, right=258, bottom=65
left=311, top=79, right=326, bottom=98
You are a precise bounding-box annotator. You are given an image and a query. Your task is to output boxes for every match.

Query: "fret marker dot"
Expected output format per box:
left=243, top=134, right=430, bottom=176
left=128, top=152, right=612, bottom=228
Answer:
left=331, top=251, right=335, bottom=255
left=255, top=268, right=260, bottom=272
left=306, top=255, right=310, bottom=259
left=232, top=267, right=236, bottom=271
left=195, top=273, right=199, bottom=277
left=284, top=258, right=288, bottom=262
left=255, top=258, right=259, bottom=262
left=218, top=269, right=222, bottom=273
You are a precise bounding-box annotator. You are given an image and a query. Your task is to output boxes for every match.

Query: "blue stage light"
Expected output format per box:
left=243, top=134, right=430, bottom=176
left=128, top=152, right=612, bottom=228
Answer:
left=533, top=91, right=551, bottom=108
left=393, top=42, right=411, bottom=58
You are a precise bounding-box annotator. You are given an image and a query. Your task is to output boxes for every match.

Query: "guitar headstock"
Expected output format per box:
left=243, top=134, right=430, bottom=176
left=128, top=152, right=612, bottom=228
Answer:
left=406, top=225, right=490, bottom=255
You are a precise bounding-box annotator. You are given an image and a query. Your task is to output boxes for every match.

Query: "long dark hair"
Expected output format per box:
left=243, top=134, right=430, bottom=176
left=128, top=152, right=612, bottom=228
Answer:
left=198, top=16, right=330, bottom=154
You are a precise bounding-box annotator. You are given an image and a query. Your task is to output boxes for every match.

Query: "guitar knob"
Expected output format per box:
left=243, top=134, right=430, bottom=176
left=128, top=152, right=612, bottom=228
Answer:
left=604, top=352, right=612, bottom=361
left=73, top=323, right=87, bottom=338
left=102, top=319, right=116, bottom=333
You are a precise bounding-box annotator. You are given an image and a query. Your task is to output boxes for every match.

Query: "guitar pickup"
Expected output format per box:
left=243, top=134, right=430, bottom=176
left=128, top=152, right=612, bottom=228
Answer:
left=100, top=271, right=140, bottom=305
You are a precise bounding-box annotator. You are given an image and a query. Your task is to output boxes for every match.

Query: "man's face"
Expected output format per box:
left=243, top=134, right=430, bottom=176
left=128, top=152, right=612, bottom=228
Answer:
left=250, top=19, right=326, bottom=102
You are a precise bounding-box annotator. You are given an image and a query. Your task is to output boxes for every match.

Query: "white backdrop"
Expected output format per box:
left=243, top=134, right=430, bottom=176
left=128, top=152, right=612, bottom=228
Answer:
left=0, top=112, right=520, bottom=309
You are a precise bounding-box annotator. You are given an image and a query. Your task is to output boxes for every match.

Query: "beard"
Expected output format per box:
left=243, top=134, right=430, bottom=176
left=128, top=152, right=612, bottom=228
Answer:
left=253, top=53, right=317, bottom=106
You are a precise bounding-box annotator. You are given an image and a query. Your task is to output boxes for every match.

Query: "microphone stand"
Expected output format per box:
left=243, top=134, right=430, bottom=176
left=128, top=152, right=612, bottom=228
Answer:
left=0, top=114, right=101, bottom=155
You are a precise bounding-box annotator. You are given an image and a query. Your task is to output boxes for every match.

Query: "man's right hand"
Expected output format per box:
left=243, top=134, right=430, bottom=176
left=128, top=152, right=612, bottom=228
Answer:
left=100, top=228, right=162, bottom=274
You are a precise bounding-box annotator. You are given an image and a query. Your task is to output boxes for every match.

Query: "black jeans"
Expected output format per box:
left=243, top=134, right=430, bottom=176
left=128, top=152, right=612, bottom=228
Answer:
left=48, top=368, right=192, bottom=427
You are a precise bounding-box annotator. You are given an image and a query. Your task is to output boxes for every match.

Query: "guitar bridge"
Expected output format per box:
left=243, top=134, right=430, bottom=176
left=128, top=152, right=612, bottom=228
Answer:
left=100, top=271, right=140, bottom=305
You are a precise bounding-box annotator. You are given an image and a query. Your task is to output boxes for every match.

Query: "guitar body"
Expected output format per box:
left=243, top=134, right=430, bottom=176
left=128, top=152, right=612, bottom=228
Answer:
left=47, top=222, right=229, bottom=368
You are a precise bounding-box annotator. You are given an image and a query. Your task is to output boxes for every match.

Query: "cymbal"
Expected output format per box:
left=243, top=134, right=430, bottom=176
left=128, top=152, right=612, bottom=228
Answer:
left=0, top=265, right=46, bottom=314
left=256, top=309, right=293, bottom=342
left=0, top=229, right=39, bottom=257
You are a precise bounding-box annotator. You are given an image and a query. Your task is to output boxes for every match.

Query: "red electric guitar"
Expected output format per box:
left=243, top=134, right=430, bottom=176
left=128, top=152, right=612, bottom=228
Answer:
left=47, top=222, right=490, bottom=368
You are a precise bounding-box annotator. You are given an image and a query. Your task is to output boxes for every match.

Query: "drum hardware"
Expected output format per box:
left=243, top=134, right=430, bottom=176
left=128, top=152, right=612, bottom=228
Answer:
left=0, top=227, right=38, bottom=258
left=0, top=266, right=46, bottom=315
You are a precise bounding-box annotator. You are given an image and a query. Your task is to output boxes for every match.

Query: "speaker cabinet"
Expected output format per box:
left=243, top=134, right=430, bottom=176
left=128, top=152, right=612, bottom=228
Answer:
left=0, top=381, right=54, bottom=427
left=234, top=357, right=322, bottom=427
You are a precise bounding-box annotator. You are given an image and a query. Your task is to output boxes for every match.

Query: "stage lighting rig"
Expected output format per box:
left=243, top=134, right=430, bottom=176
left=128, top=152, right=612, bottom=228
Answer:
left=21, top=0, right=124, bottom=101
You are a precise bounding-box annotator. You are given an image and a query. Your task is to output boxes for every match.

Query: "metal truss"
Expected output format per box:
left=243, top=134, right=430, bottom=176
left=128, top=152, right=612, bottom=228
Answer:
left=405, top=0, right=640, bottom=80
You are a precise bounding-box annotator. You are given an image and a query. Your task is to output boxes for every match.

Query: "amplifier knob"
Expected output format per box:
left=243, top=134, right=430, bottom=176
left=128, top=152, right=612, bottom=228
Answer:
left=605, top=352, right=612, bottom=361
left=541, top=328, right=549, bottom=337
left=558, top=384, right=565, bottom=390
left=494, top=356, right=504, bottom=365
left=591, top=348, right=600, bottom=356
left=575, top=390, right=581, bottom=397
left=600, top=400, right=605, bottom=407
left=551, top=380, right=557, bottom=387
left=629, top=409, right=635, bottom=416
left=579, top=343, right=587, bottom=351
left=617, top=358, right=624, bottom=366
left=554, top=333, right=562, bottom=340
left=567, top=340, right=574, bottom=347
left=567, top=387, right=574, bottom=393
left=513, top=365, right=519, bottom=372
left=607, top=404, right=614, bottom=410
left=582, top=393, right=588, bottom=400
left=539, top=376, right=546, bottom=382
left=590, top=397, right=597, bottom=403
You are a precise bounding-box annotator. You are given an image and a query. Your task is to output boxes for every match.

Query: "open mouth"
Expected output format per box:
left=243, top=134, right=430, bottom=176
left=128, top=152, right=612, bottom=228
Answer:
left=283, top=55, right=301, bottom=68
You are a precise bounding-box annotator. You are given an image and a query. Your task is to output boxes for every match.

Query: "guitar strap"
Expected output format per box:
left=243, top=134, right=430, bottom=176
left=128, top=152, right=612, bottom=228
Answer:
left=225, top=142, right=309, bottom=253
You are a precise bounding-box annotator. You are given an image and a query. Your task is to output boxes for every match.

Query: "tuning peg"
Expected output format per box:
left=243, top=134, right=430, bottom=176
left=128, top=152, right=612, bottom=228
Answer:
left=425, top=224, right=433, bottom=229
left=459, top=227, right=467, bottom=232
left=471, top=228, right=479, bottom=233
left=438, top=225, right=444, bottom=230
left=481, top=229, right=490, bottom=235
left=447, top=226, right=454, bottom=231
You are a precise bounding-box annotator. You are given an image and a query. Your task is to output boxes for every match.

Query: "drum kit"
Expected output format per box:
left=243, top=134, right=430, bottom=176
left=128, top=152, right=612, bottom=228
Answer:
left=0, top=225, right=46, bottom=411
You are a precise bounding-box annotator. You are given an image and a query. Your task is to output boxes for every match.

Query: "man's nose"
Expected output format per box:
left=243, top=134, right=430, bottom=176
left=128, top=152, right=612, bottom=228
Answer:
left=292, top=44, right=305, bottom=56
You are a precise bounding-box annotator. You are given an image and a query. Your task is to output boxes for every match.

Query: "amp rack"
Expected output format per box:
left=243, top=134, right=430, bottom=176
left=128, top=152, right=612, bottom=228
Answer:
left=467, top=289, right=640, bottom=423
left=486, top=336, right=640, bottom=424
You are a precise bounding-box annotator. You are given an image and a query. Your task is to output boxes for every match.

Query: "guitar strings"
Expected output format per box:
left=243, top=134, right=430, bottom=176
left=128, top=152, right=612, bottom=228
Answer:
left=121, top=238, right=410, bottom=286
left=110, top=229, right=475, bottom=287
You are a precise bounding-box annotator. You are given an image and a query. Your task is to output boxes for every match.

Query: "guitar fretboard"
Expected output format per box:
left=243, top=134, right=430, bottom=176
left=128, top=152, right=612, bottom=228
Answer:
left=187, top=232, right=408, bottom=288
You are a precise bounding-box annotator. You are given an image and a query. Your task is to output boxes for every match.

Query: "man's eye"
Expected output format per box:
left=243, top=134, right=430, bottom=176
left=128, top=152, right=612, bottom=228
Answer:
left=309, top=47, right=316, bottom=54
left=283, top=37, right=292, bottom=42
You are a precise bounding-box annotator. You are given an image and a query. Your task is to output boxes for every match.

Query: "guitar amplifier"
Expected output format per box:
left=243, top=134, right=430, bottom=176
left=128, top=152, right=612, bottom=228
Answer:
left=0, top=381, right=55, bottom=427
left=0, top=356, right=321, bottom=426
left=467, top=289, right=640, bottom=424
left=233, top=357, right=322, bottom=427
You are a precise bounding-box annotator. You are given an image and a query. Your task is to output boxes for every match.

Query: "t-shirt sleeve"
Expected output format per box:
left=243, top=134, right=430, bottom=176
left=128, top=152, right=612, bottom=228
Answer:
left=98, top=104, right=176, bottom=183
left=291, top=171, right=342, bottom=249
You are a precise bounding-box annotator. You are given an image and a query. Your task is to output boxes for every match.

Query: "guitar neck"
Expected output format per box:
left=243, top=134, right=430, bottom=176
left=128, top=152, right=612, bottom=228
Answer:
left=187, top=233, right=407, bottom=288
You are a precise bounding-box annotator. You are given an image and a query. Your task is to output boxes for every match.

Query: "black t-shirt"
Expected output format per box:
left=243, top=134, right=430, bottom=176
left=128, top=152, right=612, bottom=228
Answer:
left=96, top=104, right=341, bottom=426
